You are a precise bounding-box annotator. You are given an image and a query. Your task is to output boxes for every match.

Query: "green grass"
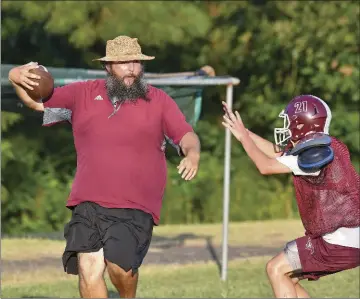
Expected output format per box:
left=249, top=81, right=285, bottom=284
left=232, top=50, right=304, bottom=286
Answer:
left=2, top=257, right=359, bottom=298
left=1, top=220, right=359, bottom=298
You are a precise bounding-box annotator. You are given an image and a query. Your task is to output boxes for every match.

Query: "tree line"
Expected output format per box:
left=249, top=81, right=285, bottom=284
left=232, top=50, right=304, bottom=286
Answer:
left=1, top=1, right=359, bottom=234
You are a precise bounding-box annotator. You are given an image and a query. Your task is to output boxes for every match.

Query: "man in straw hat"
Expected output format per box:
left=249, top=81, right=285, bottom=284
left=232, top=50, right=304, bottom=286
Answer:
left=8, top=35, right=201, bottom=298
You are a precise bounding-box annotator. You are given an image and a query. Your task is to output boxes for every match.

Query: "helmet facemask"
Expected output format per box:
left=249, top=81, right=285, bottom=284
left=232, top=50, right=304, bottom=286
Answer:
left=274, top=110, right=292, bottom=147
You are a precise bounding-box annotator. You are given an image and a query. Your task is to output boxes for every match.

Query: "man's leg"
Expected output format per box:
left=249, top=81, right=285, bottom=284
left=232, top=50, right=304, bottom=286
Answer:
left=295, top=281, right=310, bottom=298
left=106, top=260, right=139, bottom=298
left=101, top=209, right=154, bottom=298
left=289, top=274, right=310, bottom=298
left=266, top=251, right=310, bottom=298
left=78, top=248, right=108, bottom=298
left=62, top=202, right=107, bottom=298
left=103, top=232, right=144, bottom=298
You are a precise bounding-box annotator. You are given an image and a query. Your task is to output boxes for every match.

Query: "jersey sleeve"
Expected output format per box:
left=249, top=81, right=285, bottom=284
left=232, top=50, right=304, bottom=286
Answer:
left=42, top=81, right=86, bottom=126
left=276, top=154, right=321, bottom=176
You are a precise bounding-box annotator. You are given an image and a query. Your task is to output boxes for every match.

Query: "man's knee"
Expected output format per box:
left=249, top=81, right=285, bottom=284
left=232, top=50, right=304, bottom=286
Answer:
left=266, top=256, right=280, bottom=277
left=78, top=248, right=106, bottom=283
left=266, top=252, right=292, bottom=278
left=106, top=258, right=137, bottom=278
left=106, top=259, right=133, bottom=273
left=106, top=259, right=139, bottom=291
left=102, top=235, right=146, bottom=276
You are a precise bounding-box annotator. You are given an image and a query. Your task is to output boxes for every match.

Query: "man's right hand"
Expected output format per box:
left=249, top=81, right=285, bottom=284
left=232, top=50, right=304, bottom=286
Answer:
left=8, top=62, right=45, bottom=112
left=8, top=62, right=41, bottom=91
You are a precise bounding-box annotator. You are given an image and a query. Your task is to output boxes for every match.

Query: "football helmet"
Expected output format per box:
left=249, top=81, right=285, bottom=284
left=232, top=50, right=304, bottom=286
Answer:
left=274, top=95, right=332, bottom=146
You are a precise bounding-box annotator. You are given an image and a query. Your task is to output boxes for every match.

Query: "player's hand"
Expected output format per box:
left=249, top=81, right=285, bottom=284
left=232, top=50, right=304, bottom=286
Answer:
left=222, top=101, right=248, bottom=142
left=177, top=152, right=199, bottom=181
left=8, top=62, right=41, bottom=90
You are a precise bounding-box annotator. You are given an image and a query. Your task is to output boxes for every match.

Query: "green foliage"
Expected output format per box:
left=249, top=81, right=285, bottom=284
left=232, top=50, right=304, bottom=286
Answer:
left=1, top=0, right=359, bottom=234
left=1, top=1, right=210, bottom=67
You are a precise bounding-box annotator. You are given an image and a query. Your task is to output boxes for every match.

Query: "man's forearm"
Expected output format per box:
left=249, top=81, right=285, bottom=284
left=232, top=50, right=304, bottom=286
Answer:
left=247, top=129, right=282, bottom=158
left=9, top=77, right=44, bottom=112
left=240, top=132, right=277, bottom=175
left=240, top=133, right=291, bottom=175
left=179, top=132, right=201, bottom=157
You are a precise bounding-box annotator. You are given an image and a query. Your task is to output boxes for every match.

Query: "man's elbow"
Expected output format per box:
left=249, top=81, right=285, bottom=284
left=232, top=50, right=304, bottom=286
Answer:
left=256, top=163, right=275, bottom=175
left=258, top=166, right=272, bottom=175
left=183, top=131, right=198, bottom=140
left=257, top=162, right=291, bottom=175
left=180, top=131, right=200, bottom=147
left=32, top=102, right=45, bottom=112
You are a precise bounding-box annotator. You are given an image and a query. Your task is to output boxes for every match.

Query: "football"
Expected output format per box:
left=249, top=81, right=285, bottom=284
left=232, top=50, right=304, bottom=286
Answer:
left=26, top=65, right=54, bottom=101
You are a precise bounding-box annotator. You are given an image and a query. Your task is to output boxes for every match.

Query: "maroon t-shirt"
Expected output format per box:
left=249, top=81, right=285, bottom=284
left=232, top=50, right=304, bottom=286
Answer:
left=42, top=79, right=193, bottom=224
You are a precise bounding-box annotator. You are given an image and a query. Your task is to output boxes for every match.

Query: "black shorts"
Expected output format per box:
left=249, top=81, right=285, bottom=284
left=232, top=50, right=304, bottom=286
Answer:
left=62, top=201, right=154, bottom=276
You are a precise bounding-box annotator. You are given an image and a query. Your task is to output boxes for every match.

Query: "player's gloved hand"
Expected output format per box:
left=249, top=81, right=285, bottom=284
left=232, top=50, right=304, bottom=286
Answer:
left=8, top=62, right=40, bottom=91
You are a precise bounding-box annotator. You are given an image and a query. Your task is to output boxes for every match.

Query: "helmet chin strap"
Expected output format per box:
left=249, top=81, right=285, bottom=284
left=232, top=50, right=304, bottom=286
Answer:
left=290, top=139, right=299, bottom=147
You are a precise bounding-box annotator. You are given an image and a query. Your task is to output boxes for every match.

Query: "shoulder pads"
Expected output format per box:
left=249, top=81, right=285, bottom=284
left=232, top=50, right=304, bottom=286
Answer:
left=290, top=133, right=332, bottom=156
left=298, top=145, right=334, bottom=172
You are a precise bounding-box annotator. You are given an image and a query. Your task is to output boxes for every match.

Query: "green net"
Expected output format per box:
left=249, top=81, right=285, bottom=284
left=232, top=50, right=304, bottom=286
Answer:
left=1, top=64, right=203, bottom=126
left=160, top=86, right=203, bottom=126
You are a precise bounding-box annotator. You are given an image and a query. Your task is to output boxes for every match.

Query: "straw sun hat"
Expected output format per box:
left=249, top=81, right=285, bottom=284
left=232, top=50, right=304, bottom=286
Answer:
left=93, top=36, right=155, bottom=62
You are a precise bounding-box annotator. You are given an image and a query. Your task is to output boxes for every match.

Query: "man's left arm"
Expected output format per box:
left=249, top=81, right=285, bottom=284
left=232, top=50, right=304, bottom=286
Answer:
left=162, top=92, right=201, bottom=181
left=177, top=132, right=201, bottom=180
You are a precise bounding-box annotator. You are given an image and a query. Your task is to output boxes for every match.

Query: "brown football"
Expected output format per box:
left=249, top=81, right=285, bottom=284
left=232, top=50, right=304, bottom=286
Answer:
left=26, top=65, right=54, bottom=101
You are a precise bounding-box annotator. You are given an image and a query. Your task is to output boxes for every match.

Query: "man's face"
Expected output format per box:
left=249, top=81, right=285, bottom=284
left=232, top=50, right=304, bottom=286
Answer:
left=107, top=60, right=142, bottom=85
left=105, top=60, right=148, bottom=103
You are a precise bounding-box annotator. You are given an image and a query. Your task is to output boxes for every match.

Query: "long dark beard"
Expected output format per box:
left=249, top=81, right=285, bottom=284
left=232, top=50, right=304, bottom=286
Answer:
left=105, top=70, right=149, bottom=105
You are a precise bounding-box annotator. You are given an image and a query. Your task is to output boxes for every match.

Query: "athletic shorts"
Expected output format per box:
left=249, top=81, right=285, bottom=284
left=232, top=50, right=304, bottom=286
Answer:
left=62, top=201, right=154, bottom=276
left=284, top=235, right=360, bottom=281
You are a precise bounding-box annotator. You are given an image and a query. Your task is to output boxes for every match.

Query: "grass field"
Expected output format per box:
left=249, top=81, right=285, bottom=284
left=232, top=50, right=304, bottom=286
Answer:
left=1, top=220, right=359, bottom=298
left=2, top=219, right=304, bottom=261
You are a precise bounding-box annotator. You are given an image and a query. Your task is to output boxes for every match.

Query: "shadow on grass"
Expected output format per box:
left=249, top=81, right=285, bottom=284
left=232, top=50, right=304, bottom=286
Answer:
left=147, top=233, right=222, bottom=274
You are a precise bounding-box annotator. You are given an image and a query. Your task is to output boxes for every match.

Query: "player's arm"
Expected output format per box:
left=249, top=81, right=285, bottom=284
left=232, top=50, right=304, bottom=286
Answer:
left=236, top=131, right=292, bottom=175
left=222, top=102, right=332, bottom=176
left=8, top=62, right=44, bottom=112
left=233, top=131, right=324, bottom=176
left=222, top=101, right=290, bottom=175
left=247, top=129, right=283, bottom=158
left=241, top=131, right=332, bottom=176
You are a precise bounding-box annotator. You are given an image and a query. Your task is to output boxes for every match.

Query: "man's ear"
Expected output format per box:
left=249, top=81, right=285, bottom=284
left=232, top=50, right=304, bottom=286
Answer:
left=104, top=63, right=111, bottom=74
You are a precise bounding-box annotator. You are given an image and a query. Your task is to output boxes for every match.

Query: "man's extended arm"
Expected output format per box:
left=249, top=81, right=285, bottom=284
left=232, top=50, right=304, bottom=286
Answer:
left=222, top=102, right=291, bottom=175
left=239, top=131, right=291, bottom=175
left=247, top=129, right=283, bottom=158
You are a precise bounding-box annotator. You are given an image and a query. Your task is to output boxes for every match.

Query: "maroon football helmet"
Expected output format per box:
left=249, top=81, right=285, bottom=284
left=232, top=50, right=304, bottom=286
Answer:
left=274, top=95, right=332, bottom=146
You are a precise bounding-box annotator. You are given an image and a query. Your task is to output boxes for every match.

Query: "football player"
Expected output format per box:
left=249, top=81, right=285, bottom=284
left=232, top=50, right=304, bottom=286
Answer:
left=222, top=95, right=359, bottom=298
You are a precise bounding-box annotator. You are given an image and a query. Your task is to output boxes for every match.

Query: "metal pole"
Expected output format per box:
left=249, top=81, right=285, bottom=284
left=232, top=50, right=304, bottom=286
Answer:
left=221, top=84, right=233, bottom=281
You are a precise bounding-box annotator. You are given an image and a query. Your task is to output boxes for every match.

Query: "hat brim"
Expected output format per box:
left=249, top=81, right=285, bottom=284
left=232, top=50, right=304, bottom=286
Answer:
left=93, top=54, right=155, bottom=62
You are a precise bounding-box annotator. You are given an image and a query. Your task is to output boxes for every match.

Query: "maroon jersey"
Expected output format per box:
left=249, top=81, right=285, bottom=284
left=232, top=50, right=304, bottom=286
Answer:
left=292, top=137, right=360, bottom=238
